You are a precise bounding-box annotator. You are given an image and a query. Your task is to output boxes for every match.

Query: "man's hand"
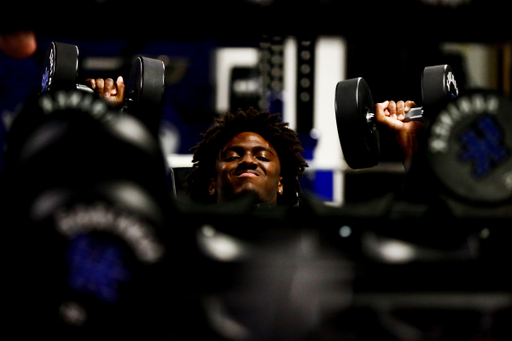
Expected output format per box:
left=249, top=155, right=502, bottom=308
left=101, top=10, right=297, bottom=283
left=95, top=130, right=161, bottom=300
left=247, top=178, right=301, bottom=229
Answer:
left=375, top=100, right=424, bottom=169
left=85, top=76, right=125, bottom=108
left=0, top=30, right=37, bottom=59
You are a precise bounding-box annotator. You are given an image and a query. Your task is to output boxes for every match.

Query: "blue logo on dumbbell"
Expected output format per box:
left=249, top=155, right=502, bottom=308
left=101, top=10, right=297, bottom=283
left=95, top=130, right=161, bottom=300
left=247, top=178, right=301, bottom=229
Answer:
left=459, top=115, right=509, bottom=178
left=42, top=68, right=50, bottom=93
left=67, top=234, right=131, bottom=303
left=41, top=47, right=54, bottom=93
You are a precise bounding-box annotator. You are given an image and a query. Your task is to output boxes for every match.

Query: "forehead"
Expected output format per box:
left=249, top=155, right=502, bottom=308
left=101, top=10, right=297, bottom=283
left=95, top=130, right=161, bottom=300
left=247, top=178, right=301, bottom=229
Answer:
left=222, top=132, right=276, bottom=151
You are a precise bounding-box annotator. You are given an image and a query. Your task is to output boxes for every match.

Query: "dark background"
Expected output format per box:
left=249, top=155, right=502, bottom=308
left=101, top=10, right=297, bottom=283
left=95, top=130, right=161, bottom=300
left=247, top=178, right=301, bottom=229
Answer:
left=1, top=0, right=511, bottom=202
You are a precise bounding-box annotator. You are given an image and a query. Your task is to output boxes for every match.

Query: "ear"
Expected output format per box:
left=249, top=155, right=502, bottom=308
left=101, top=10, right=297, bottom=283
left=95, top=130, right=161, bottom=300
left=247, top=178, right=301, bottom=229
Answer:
left=209, top=178, right=216, bottom=196
left=278, top=177, right=284, bottom=195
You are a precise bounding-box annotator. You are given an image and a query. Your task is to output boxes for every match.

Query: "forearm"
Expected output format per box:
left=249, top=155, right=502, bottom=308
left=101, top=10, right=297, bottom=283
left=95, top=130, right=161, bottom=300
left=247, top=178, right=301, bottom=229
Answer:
left=397, top=129, right=421, bottom=170
left=375, top=100, right=424, bottom=169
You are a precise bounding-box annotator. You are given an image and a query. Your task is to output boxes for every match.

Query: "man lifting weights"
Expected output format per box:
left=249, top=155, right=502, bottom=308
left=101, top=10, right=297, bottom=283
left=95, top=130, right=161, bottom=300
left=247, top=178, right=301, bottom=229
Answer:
left=88, top=76, right=421, bottom=206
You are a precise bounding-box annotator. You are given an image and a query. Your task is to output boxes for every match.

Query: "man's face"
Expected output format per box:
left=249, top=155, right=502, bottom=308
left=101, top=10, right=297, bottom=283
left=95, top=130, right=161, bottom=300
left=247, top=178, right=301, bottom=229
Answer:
left=210, top=132, right=283, bottom=205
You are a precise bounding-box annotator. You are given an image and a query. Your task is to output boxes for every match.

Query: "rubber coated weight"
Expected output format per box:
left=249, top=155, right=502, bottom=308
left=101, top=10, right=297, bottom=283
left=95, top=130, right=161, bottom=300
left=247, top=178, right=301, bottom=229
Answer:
left=422, top=64, right=459, bottom=113
left=3, top=90, right=171, bottom=337
left=41, top=42, right=78, bottom=94
left=41, top=42, right=94, bottom=94
left=41, top=42, right=165, bottom=107
left=335, top=77, right=379, bottom=169
left=40, top=42, right=166, bottom=136
left=125, top=56, right=165, bottom=108
left=426, top=90, right=512, bottom=204
left=335, top=65, right=458, bottom=169
left=124, top=56, right=165, bottom=135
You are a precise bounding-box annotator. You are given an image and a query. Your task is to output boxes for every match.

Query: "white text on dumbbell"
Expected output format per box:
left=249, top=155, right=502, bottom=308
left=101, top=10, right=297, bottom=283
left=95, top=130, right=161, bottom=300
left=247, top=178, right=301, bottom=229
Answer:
left=429, top=94, right=499, bottom=153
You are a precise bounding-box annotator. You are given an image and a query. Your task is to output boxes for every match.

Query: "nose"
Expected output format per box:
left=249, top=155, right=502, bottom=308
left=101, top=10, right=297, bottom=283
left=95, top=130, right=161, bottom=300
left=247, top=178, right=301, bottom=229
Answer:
left=237, top=154, right=258, bottom=169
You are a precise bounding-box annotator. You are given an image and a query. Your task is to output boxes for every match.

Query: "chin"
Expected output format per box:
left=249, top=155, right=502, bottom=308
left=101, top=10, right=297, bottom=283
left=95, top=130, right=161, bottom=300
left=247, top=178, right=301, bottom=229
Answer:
left=229, top=188, right=275, bottom=205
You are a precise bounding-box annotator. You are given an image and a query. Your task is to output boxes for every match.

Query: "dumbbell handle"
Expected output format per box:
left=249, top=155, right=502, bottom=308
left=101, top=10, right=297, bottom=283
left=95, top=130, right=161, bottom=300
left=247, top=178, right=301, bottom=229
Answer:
left=76, top=84, right=94, bottom=94
left=366, top=106, right=424, bottom=123
left=404, top=106, right=423, bottom=122
left=77, top=83, right=130, bottom=103
left=76, top=83, right=134, bottom=102
left=76, top=83, right=127, bottom=113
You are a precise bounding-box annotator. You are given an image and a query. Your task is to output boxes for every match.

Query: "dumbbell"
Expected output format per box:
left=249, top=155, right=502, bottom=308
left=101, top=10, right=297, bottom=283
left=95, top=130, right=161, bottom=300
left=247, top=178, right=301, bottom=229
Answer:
left=335, top=65, right=459, bottom=169
left=2, top=114, right=172, bottom=338
left=40, top=41, right=165, bottom=135
left=425, top=89, right=512, bottom=205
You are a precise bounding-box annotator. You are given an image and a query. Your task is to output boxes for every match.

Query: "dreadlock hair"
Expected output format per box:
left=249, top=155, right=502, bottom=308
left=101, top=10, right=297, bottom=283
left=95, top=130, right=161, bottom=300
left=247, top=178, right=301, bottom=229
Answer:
left=184, top=107, right=308, bottom=206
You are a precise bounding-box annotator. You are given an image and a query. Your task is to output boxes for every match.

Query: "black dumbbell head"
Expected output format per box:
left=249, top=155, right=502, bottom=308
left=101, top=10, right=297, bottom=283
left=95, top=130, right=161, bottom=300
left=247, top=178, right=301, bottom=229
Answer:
left=3, top=90, right=174, bottom=338
left=422, top=64, right=459, bottom=113
left=335, top=77, right=379, bottom=169
left=10, top=179, right=172, bottom=338
left=6, top=90, right=167, bottom=197
left=425, top=90, right=512, bottom=205
left=41, top=42, right=79, bottom=95
left=124, top=56, right=165, bottom=136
